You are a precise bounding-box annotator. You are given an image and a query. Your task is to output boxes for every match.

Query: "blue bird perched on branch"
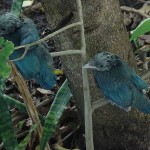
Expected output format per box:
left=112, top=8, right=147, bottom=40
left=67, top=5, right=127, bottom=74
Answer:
left=0, top=13, right=57, bottom=89
left=84, top=51, right=150, bottom=114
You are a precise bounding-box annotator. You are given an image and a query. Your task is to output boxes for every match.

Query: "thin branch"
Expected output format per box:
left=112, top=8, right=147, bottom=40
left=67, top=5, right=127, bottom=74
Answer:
left=36, top=98, right=53, bottom=109
left=60, top=127, right=79, bottom=142
left=141, top=69, right=150, bottom=80
left=76, top=0, right=94, bottom=150
left=121, top=6, right=150, bottom=18
left=50, top=50, right=82, bottom=57
left=10, top=49, right=82, bottom=62
left=14, top=22, right=82, bottom=50
left=10, top=46, right=29, bottom=61
left=92, top=99, right=109, bottom=113
left=12, top=114, right=25, bottom=125
left=17, top=130, right=29, bottom=138
left=9, top=22, right=82, bottom=61
left=0, top=142, right=4, bottom=150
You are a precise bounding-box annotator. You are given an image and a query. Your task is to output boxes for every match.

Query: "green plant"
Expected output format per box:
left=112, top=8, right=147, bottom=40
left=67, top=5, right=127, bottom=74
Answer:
left=0, top=37, right=19, bottom=150
left=130, top=18, right=150, bottom=42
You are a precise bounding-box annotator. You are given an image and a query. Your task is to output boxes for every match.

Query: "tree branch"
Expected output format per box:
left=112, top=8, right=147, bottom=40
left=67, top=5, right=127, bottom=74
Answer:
left=121, top=6, right=150, bottom=18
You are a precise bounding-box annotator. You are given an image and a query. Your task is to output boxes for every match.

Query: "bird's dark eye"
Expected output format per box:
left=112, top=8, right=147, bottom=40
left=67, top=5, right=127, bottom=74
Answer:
left=100, top=65, right=103, bottom=67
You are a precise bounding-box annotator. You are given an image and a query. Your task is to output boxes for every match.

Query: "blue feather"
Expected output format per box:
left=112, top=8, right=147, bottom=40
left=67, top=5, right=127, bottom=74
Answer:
left=93, top=66, right=133, bottom=110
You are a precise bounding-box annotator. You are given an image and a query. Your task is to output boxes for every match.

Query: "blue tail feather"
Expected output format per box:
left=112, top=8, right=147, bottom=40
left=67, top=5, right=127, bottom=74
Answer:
left=133, top=93, right=150, bottom=114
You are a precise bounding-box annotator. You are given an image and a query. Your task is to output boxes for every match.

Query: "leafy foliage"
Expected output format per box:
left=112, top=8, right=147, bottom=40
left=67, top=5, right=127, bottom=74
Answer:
left=40, top=79, right=72, bottom=150
left=130, top=18, right=150, bottom=41
left=0, top=37, right=14, bottom=79
left=0, top=94, right=19, bottom=150
left=3, top=94, right=46, bottom=125
left=11, top=0, right=34, bottom=16
left=0, top=37, right=18, bottom=150
left=1, top=0, right=73, bottom=149
left=11, top=0, right=24, bottom=16
left=2, top=79, right=73, bottom=150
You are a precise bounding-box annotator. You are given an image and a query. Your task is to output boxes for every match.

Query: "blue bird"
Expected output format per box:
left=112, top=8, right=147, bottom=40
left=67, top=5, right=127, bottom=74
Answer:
left=84, top=51, right=150, bottom=114
left=0, top=13, right=57, bottom=89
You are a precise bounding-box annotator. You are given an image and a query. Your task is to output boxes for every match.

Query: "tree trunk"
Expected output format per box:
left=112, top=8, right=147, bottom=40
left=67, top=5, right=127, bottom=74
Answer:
left=40, top=0, right=150, bottom=149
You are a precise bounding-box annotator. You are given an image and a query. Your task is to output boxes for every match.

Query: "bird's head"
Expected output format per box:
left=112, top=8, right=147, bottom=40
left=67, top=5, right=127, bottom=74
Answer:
left=83, top=51, right=121, bottom=71
left=0, top=13, right=23, bottom=35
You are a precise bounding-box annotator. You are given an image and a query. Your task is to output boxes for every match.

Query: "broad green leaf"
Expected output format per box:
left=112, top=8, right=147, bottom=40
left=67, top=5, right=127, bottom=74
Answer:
left=0, top=38, right=14, bottom=78
left=130, top=18, right=150, bottom=41
left=0, top=94, right=18, bottom=150
left=16, top=120, right=26, bottom=132
left=1, top=67, right=11, bottom=78
left=1, top=41, right=14, bottom=57
left=0, top=37, right=5, bottom=46
left=0, top=61, right=11, bottom=78
left=0, top=78, right=5, bottom=91
left=40, top=79, right=72, bottom=150
left=3, top=94, right=45, bottom=125
left=0, top=55, right=7, bottom=62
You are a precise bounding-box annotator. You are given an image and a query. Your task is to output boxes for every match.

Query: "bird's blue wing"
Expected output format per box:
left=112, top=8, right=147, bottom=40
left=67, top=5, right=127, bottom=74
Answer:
left=21, top=34, right=36, bottom=45
left=131, top=72, right=148, bottom=90
left=14, top=47, right=40, bottom=79
left=11, top=18, right=40, bottom=79
left=122, top=60, right=148, bottom=90
left=20, top=19, right=39, bottom=45
left=94, top=69, right=133, bottom=109
left=130, top=69, right=148, bottom=90
left=33, top=45, right=57, bottom=89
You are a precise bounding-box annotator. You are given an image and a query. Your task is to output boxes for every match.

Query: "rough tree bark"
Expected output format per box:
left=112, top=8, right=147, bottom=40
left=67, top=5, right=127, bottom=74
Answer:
left=40, top=0, right=150, bottom=149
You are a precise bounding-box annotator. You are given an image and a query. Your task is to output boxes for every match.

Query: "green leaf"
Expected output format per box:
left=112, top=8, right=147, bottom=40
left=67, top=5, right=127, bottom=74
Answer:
left=0, top=94, right=18, bottom=150
left=16, top=120, right=26, bottom=132
left=40, top=79, right=72, bottom=150
left=0, top=62, right=11, bottom=78
left=1, top=41, right=14, bottom=57
left=0, top=37, right=5, bottom=46
left=130, top=18, right=150, bottom=41
left=0, top=38, right=18, bottom=150
left=11, top=0, right=24, bottom=16
left=1, top=67, right=11, bottom=78
left=0, top=55, right=6, bottom=62
left=0, top=38, right=14, bottom=78
left=3, top=94, right=45, bottom=125
left=0, top=78, right=5, bottom=91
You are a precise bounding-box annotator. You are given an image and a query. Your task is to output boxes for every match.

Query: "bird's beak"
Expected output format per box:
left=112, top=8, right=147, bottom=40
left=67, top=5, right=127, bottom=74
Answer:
left=83, top=60, right=97, bottom=69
